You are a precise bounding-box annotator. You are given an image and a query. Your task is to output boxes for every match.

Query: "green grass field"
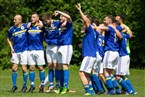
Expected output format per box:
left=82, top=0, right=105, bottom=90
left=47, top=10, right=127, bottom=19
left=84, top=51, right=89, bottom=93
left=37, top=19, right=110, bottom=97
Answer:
left=0, top=66, right=145, bottom=97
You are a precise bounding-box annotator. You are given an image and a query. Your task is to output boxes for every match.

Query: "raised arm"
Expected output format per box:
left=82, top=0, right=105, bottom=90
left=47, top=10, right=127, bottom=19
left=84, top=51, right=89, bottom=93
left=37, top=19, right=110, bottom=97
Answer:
left=75, top=3, right=90, bottom=27
left=97, top=26, right=109, bottom=31
left=123, top=24, right=133, bottom=38
left=97, top=22, right=109, bottom=31
left=111, top=24, right=122, bottom=40
left=114, top=27, right=122, bottom=40
left=54, top=10, right=72, bottom=23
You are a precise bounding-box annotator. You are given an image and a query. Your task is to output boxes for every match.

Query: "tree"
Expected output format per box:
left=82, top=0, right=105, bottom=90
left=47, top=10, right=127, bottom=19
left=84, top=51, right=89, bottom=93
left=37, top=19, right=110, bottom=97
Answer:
left=0, top=0, right=144, bottom=69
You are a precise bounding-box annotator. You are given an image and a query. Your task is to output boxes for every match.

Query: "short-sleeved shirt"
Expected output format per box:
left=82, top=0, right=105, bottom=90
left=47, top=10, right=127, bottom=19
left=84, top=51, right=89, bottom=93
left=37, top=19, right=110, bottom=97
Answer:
left=94, top=30, right=99, bottom=52
left=118, top=32, right=130, bottom=56
left=104, top=26, right=119, bottom=51
left=7, top=23, right=28, bottom=53
left=116, top=25, right=122, bottom=32
left=45, top=20, right=60, bottom=45
left=58, top=21, right=73, bottom=45
left=97, top=34, right=105, bottom=58
left=82, top=25, right=98, bottom=57
left=27, top=25, right=44, bottom=50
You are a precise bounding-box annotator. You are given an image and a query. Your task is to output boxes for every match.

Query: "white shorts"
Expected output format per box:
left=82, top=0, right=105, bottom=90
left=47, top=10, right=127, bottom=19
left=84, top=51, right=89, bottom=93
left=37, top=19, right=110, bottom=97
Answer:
left=94, top=63, right=104, bottom=74
left=103, top=51, right=119, bottom=69
left=27, top=50, right=45, bottom=66
left=11, top=51, right=27, bottom=65
left=57, top=45, right=73, bottom=64
left=126, top=61, right=130, bottom=75
left=115, top=55, right=130, bottom=76
left=80, top=56, right=97, bottom=74
left=93, top=52, right=102, bottom=73
left=46, top=45, right=58, bottom=63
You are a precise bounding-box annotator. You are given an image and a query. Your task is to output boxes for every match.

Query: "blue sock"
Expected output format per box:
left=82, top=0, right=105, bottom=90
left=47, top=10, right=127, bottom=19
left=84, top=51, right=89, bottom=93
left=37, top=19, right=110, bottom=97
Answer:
left=111, top=76, right=120, bottom=90
left=89, top=75, right=97, bottom=92
left=23, top=71, right=28, bottom=86
left=59, top=69, right=64, bottom=87
left=92, top=74, right=103, bottom=91
left=117, top=78, right=131, bottom=93
left=99, top=79, right=105, bottom=92
left=89, top=84, right=95, bottom=94
left=64, top=69, right=69, bottom=88
left=125, top=78, right=135, bottom=92
left=105, top=76, right=114, bottom=90
left=49, top=69, right=54, bottom=85
left=39, top=70, right=45, bottom=86
left=84, top=84, right=90, bottom=93
left=55, top=69, right=60, bottom=87
left=12, top=70, right=17, bottom=86
left=29, top=71, right=35, bottom=87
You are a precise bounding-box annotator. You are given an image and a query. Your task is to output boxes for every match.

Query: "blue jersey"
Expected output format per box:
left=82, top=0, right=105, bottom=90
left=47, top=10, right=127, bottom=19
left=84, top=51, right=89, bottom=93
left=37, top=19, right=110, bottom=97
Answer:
left=104, top=26, right=119, bottom=51
left=97, top=34, right=105, bottom=58
left=27, top=25, right=44, bottom=50
left=58, top=21, right=73, bottom=45
left=45, top=20, right=60, bottom=45
left=7, top=23, right=28, bottom=53
left=118, top=32, right=130, bottom=56
left=94, top=30, right=99, bottom=52
left=116, top=25, right=122, bottom=32
left=82, top=25, right=98, bottom=57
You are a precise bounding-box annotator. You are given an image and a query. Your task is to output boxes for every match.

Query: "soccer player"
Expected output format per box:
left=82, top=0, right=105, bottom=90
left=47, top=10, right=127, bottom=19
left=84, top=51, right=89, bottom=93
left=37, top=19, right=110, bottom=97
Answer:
left=76, top=3, right=98, bottom=95
left=115, top=15, right=137, bottom=94
left=7, top=15, right=28, bottom=92
left=97, top=23, right=106, bottom=84
left=98, top=15, right=122, bottom=94
left=27, top=13, right=45, bottom=93
left=116, top=15, right=132, bottom=74
left=42, top=12, right=60, bottom=92
left=95, top=23, right=107, bottom=93
left=90, top=20, right=105, bottom=94
left=53, top=10, right=73, bottom=94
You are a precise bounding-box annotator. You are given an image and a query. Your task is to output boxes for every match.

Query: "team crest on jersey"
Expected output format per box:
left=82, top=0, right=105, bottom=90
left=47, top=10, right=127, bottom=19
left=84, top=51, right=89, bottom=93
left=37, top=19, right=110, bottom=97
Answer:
left=13, top=30, right=16, bottom=33
left=37, top=26, right=39, bottom=29
left=21, top=26, right=24, bottom=30
left=51, top=24, right=54, bottom=27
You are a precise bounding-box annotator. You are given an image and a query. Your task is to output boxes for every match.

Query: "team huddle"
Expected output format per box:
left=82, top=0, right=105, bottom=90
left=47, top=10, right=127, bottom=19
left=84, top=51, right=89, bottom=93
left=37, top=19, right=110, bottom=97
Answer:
left=7, top=3, right=137, bottom=95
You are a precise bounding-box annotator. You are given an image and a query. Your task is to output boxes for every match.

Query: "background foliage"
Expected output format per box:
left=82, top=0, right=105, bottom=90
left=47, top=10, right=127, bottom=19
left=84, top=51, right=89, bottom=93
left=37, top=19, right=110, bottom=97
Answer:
left=0, top=0, right=145, bottom=69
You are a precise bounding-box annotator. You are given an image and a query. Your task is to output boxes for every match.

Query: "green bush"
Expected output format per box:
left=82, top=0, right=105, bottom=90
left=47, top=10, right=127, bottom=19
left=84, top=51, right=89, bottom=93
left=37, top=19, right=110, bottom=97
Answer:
left=0, top=0, right=145, bottom=69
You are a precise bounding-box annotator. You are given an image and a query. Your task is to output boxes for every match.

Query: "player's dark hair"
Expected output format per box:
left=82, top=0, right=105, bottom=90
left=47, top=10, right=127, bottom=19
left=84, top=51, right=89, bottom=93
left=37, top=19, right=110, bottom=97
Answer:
left=86, top=14, right=93, bottom=23
left=92, top=18, right=100, bottom=26
left=32, top=12, right=39, bottom=18
left=42, top=12, right=51, bottom=20
left=101, top=22, right=107, bottom=26
left=62, top=11, right=70, bottom=15
left=113, top=19, right=120, bottom=25
left=118, top=14, right=125, bottom=22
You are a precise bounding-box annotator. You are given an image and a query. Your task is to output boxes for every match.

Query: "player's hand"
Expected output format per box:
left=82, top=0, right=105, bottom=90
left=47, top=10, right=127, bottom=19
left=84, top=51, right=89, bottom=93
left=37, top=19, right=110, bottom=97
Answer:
left=27, top=22, right=31, bottom=28
left=92, top=23, right=97, bottom=29
left=75, top=3, right=81, bottom=11
left=11, top=49, right=15, bottom=55
left=61, top=21, right=67, bottom=27
left=54, top=10, right=59, bottom=17
left=38, top=20, right=43, bottom=28
left=81, top=27, right=86, bottom=33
